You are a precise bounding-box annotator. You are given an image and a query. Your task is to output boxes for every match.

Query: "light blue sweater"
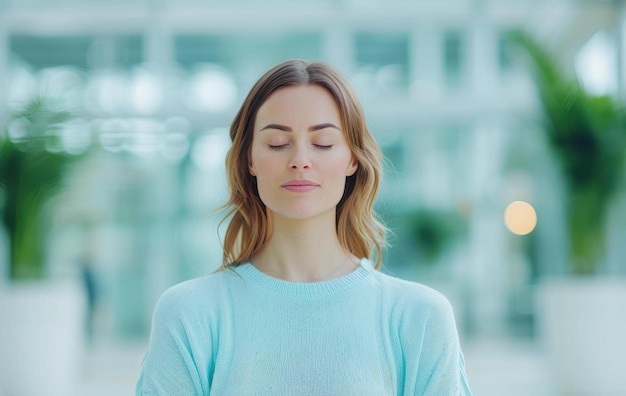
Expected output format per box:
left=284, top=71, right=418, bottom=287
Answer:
left=137, top=259, right=472, bottom=395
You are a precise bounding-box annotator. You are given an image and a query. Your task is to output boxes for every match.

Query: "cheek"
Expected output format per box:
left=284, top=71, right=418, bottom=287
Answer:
left=326, top=151, right=354, bottom=175
left=327, top=161, right=347, bottom=176
left=250, top=150, right=280, bottom=179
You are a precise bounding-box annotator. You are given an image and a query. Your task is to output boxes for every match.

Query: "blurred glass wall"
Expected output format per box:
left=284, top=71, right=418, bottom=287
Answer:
left=1, top=0, right=625, bottom=348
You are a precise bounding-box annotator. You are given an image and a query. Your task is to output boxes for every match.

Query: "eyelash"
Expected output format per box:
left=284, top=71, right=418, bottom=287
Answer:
left=268, top=144, right=333, bottom=151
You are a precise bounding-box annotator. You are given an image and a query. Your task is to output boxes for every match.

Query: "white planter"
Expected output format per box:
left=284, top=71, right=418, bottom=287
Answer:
left=536, top=277, right=626, bottom=396
left=0, top=280, right=86, bottom=396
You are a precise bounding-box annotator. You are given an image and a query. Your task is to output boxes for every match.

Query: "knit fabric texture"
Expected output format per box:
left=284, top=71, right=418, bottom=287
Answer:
left=137, top=259, right=472, bottom=395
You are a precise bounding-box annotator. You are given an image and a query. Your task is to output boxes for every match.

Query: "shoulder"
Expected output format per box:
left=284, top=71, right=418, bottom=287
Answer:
left=371, top=270, right=458, bottom=336
left=152, top=269, right=234, bottom=319
left=374, top=270, right=453, bottom=314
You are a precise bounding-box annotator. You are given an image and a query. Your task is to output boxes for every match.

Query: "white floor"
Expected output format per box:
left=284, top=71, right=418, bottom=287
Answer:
left=79, top=337, right=558, bottom=396
left=463, top=338, right=558, bottom=396
left=79, top=340, right=146, bottom=396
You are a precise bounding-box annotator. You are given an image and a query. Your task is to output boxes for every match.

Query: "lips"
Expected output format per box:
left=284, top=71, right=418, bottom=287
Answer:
left=281, top=179, right=320, bottom=192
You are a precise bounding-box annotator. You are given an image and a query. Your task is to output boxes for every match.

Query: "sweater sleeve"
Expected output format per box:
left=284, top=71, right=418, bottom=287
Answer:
left=136, top=285, right=212, bottom=396
left=400, top=288, right=472, bottom=396
left=419, top=340, right=472, bottom=396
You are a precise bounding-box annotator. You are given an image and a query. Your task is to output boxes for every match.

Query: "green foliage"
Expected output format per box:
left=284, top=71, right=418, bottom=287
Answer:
left=405, top=209, right=467, bottom=265
left=0, top=98, right=81, bottom=279
left=510, top=30, right=626, bottom=274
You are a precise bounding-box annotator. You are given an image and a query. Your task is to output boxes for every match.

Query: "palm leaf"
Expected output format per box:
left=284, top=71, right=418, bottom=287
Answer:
left=510, top=29, right=626, bottom=274
left=0, top=97, right=80, bottom=279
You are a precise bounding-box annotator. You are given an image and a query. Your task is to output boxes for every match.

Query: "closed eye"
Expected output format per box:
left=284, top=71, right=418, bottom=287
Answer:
left=268, top=144, right=289, bottom=151
left=314, top=144, right=333, bottom=150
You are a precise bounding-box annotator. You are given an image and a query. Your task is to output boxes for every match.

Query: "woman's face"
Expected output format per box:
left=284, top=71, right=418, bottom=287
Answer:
left=249, top=84, right=358, bottom=223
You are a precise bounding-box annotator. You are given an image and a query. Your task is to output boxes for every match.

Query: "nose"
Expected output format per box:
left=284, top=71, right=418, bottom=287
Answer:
left=288, top=144, right=311, bottom=170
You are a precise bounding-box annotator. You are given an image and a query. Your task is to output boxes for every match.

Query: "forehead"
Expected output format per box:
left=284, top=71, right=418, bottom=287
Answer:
left=255, top=84, right=340, bottom=122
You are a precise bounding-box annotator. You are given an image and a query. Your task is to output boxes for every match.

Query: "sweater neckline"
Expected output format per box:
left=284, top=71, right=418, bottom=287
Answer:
left=233, top=258, right=374, bottom=296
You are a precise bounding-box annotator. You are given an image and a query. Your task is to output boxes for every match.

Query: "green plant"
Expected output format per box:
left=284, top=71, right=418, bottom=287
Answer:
left=510, top=30, right=626, bottom=275
left=0, top=97, right=80, bottom=279
left=405, top=208, right=467, bottom=266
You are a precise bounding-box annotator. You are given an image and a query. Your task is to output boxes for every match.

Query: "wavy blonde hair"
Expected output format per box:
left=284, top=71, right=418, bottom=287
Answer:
left=220, top=59, right=386, bottom=269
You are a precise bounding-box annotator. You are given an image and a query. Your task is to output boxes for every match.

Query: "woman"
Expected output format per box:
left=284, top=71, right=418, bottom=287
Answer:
left=137, top=59, right=472, bottom=395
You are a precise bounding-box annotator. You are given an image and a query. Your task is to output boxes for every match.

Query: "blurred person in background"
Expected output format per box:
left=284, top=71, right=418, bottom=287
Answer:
left=136, top=59, right=472, bottom=395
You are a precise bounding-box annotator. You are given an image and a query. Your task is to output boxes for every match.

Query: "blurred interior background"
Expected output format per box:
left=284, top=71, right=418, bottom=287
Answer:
left=1, top=0, right=625, bottom=395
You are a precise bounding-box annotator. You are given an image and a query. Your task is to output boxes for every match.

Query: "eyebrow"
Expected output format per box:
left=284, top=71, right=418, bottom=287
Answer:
left=259, top=123, right=341, bottom=132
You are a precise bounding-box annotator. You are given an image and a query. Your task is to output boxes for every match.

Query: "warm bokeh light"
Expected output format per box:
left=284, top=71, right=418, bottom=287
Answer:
left=504, top=201, right=537, bottom=235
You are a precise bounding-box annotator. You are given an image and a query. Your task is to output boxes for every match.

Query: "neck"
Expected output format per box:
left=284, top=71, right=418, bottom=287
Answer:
left=252, top=213, right=357, bottom=282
